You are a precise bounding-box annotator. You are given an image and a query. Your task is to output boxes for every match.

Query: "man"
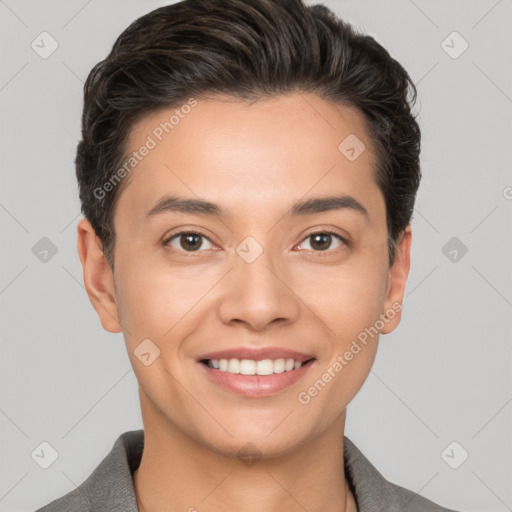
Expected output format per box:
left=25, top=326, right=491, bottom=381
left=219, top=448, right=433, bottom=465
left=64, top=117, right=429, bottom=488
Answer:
left=36, top=0, right=461, bottom=510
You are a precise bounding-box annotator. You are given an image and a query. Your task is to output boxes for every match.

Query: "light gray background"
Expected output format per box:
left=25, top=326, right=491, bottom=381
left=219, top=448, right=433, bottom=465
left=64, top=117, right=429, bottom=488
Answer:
left=1, top=0, right=511, bottom=511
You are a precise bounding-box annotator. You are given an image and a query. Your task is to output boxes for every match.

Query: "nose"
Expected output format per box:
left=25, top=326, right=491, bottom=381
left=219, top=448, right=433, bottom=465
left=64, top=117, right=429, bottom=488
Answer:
left=217, top=250, right=300, bottom=332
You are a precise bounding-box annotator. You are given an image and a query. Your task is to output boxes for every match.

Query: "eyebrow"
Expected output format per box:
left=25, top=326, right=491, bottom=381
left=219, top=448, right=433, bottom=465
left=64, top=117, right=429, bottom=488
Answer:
left=145, top=194, right=368, bottom=220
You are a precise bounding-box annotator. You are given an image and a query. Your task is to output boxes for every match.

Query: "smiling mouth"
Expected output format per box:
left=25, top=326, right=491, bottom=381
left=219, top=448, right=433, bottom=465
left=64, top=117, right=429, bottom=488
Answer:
left=200, top=357, right=316, bottom=376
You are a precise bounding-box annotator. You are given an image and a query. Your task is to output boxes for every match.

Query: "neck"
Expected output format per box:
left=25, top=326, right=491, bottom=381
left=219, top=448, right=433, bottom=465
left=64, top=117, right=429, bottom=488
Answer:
left=133, top=397, right=358, bottom=512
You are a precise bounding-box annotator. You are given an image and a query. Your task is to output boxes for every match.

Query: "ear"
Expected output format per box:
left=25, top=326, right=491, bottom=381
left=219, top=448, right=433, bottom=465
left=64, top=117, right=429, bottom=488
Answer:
left=380, top=225, right=412, bottom=334
left=76, top=218, right=122, bottom=333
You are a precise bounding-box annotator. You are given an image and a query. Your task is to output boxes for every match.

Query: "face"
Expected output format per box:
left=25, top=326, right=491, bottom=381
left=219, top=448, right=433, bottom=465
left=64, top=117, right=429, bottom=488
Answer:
left=78, top=92, right=411, bottom=458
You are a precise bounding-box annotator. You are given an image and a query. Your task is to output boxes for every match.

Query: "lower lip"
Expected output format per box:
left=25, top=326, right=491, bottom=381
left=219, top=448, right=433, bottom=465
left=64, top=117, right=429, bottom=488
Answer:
left=197, top=360, right=316, bottom=398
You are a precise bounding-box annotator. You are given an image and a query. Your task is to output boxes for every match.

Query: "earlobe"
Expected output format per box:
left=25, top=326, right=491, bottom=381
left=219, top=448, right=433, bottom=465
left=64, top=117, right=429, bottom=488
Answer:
left=380, top=226, right=412, bottom=335
left=76, top=218, right=123, bottom=333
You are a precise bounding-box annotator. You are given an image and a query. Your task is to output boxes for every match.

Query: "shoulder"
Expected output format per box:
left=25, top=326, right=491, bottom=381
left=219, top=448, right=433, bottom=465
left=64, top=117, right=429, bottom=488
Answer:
left=35, top=491, right=92, bottom=512
left=343, top=436, right=462, bottom=512
left=34, top=430, right=144, bottom=512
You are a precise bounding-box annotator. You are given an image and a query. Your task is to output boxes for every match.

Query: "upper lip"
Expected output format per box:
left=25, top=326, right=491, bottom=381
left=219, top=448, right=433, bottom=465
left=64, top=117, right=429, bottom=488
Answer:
left=198, top=347, right=315, bottom=363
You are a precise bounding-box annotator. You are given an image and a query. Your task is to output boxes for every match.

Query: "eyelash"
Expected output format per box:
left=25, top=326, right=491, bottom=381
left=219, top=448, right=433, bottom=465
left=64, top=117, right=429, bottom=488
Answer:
left=163, top=229, right=348, bottom=256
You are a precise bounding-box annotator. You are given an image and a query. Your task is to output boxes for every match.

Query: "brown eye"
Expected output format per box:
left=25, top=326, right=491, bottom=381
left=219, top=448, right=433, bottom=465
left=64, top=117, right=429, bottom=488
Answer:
left=297, top=231, right=346, bottom=252
left=165, top=231, right=214, bottom=252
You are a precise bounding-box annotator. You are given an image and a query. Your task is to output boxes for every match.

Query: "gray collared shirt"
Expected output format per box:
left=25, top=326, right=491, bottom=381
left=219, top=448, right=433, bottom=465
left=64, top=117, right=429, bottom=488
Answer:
left=35, top=429, right=460, bottom=512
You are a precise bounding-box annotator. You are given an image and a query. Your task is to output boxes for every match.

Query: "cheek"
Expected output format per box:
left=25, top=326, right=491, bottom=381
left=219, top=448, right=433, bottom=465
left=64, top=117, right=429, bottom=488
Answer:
left=292, top=254, right=386, bottom=390
left=295, top=271, right=384, bottom=415
left=293, top=255, right=388, bottom=332
left=113, top=255, right=219, bottom=344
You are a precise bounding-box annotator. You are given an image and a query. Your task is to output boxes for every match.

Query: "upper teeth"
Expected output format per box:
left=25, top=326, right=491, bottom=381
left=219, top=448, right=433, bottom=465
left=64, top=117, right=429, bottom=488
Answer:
left=207, top=358, right=305, bottom=375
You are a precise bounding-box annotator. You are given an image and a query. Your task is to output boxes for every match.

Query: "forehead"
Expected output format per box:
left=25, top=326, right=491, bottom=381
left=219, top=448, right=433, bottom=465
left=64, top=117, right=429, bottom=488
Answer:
left=115, top=93, right=381, bottom=223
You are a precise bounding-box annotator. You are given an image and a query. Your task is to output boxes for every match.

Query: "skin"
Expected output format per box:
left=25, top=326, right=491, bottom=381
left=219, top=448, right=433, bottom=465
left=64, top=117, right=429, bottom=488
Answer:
left=77, top=92, right=411, bottom=512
